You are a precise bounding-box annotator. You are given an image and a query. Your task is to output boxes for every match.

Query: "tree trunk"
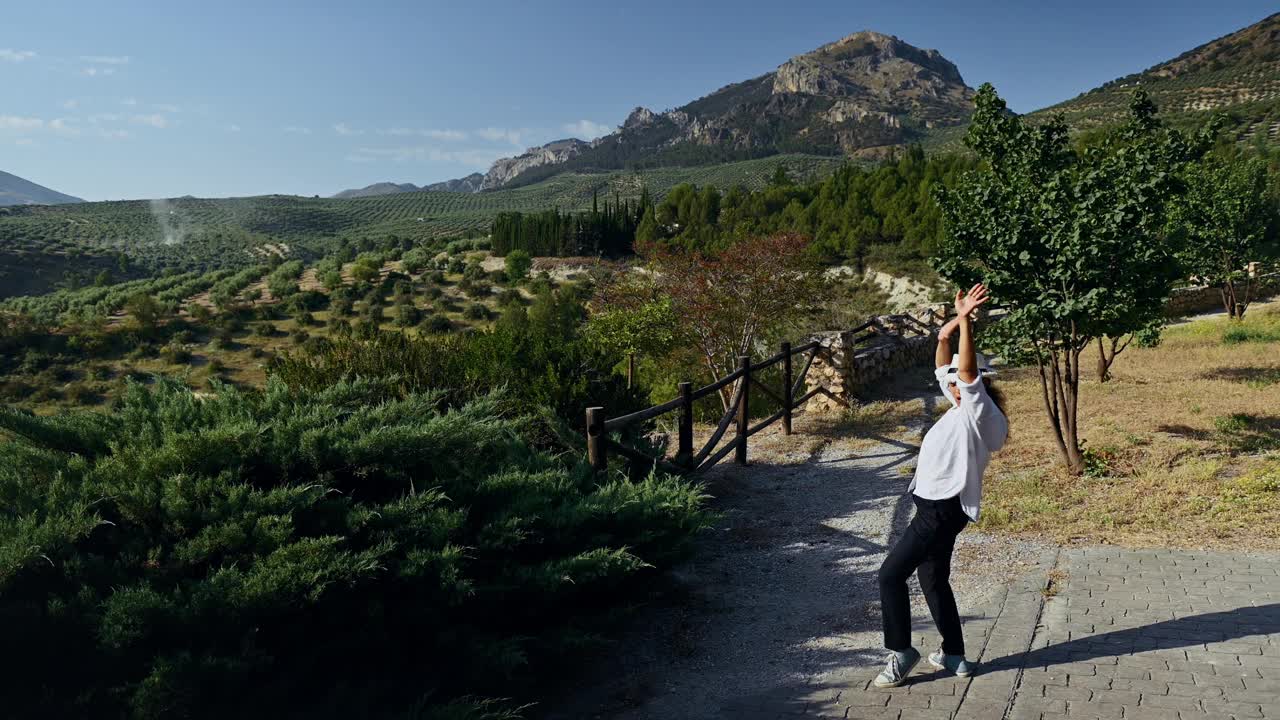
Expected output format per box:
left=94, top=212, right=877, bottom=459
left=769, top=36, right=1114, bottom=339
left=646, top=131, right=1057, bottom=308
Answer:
left=1224, top=280, right=1240, bottom=320
left=1096, top=338, right=1110, bottom=383
left=1039, top=338, right=1087, bottom=475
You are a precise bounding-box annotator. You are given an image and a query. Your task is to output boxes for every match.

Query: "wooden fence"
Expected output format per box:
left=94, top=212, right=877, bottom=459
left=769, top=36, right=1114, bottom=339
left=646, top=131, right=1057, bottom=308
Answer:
left=584, top=319, right=895, bottom=475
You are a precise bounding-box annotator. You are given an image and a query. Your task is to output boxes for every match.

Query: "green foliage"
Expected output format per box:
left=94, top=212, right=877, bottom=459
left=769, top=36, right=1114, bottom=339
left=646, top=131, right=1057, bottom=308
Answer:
left=1169, top=153, right=1280, bottom=317
left=0, top=379, right=710, bottom=718
left=273, top=289, right=646, bottom=425
left=934, top=84, right=1207, bottom=471
left=265, top=260, right=304, bottom=299
left=504, top=250, right=532, bottom=281
left=584, top=297, right=679, bottom=359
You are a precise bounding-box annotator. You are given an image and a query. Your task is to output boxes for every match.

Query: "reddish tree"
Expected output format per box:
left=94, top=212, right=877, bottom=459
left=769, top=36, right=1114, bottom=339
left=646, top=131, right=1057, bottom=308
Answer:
left=636, top=232, right=824, bottom=409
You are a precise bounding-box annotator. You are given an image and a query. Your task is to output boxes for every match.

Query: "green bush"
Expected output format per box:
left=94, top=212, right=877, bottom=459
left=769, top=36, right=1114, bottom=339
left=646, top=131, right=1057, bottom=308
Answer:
left=421, top=314, right=452, bottom=334
left=273, top=289, right=649, bottom=426
left=463, top=303, right=490, bottom=321
left=396, top=304, right=422, bottom=327
left=0, top=380, right=709, bottom=718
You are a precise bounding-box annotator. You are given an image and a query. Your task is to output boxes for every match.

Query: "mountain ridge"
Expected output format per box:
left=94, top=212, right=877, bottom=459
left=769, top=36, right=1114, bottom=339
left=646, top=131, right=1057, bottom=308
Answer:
left=0, top=171, right=84, bottom=207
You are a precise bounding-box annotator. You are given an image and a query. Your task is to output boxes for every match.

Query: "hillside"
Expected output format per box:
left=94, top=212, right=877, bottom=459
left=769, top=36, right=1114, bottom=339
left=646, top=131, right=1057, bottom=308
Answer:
left=1031, top=12, right=1280, bottom=142
left=0, top=154, right=845, bottom=298
left=333, top=173, right=485, bottom=198
left=0, top=170, right=83, bottom=207
left=475, top=31, right=974, bottom=189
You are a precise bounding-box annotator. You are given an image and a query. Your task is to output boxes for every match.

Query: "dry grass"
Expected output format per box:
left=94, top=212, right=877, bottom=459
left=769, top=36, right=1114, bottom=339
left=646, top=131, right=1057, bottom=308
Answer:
left=980, top=302, right=1280, bottom=550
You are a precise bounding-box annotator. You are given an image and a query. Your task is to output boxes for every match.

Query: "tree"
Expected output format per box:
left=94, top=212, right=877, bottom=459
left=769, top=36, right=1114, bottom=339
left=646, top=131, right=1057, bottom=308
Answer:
left=124, top=292, right=165, bottom=334
left=1169, top=155, right=1279, bottom=320
left=635, top=232, right=824, bottom=409
left=934, top=84, right=1207, bottom=474
left=504, top=249, right=533, bottom=282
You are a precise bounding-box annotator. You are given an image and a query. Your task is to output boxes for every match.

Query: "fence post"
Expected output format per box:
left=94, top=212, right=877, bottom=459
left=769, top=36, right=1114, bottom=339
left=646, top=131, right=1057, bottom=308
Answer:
left=735, top=355, right=750, bottom=465
left=586, top=406, right=606, bottom=471
left=677, top=381, right=693, bottom=469
left=782, top=341, right=793, bottom=436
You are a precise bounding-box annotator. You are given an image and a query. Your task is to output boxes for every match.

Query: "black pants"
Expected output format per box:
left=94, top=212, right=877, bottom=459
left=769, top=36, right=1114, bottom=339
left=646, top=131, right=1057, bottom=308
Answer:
left=878, top=494, right=969, bottom=655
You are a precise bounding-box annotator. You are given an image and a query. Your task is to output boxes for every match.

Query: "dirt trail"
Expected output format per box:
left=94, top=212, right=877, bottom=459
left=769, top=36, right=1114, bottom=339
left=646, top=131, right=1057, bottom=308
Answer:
left=541, top=375, right=1049, bottom=720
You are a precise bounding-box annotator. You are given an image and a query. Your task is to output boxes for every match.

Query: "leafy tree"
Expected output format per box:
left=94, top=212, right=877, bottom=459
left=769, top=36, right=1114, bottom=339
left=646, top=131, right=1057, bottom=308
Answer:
left=635, top=232, right=823, bottom=409
left=934, top=84, right=1207, bottom=474
left=504, top=249, right=533, bottom=281
left=124, top=292, right=165, bottom=334
left=1169, top=155, right=1279, bottom=319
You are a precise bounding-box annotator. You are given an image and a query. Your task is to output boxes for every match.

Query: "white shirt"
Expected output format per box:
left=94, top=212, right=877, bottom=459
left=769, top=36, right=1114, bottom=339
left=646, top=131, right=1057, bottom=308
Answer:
left=908, top=366, right=1009, bottom=522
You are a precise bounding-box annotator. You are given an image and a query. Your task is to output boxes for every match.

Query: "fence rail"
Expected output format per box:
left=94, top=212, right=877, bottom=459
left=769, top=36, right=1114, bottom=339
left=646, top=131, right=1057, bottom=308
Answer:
left=584, top=308, right=950, bottom=475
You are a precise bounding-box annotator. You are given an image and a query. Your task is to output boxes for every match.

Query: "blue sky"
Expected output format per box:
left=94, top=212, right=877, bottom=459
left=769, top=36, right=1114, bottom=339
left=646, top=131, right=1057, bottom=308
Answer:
left=1, top=0, right=1274, bottom=201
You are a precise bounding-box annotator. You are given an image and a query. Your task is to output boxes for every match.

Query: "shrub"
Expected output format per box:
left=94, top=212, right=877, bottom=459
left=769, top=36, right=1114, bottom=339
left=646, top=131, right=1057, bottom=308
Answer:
left=422, top=314, right=452, bottom=334
left=0, top=381, right=708, bottom=718
left=504, top=249, right=532, bottom=282
left=254, top=322, right=277, bottom=338
left=290, top=328, right=310, bottom=345
left=396, top=304, right=422, bottom=327
left=464, top=281, right=491, bottom=299
left=159, top=343, right=192, bottom=365
left=463, top=303, right=490, bottom=321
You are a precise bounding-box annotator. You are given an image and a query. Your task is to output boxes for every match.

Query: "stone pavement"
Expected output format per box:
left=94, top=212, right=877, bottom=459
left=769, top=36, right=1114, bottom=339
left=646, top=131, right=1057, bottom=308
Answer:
left=824, top=548, right=1280, bottom=720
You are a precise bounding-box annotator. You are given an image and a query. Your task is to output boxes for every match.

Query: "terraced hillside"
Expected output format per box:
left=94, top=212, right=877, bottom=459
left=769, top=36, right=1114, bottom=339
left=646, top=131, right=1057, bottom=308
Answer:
left=1032, top=12, right=1280, bottom=142
left=0, top=154, right=845, bottom=298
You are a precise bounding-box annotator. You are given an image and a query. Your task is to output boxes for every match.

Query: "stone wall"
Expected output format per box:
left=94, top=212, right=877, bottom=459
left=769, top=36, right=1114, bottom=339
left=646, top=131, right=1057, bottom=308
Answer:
left=1165, top=273, right=1280, bottom=317
left=804, top=304, right=950, bottom=413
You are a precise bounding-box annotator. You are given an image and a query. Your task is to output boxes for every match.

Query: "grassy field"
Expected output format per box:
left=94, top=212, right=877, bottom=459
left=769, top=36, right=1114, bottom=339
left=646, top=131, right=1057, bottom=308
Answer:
left=979, top=301, right=1280, bottom=549
left=0, top=154, right=847, bottom=297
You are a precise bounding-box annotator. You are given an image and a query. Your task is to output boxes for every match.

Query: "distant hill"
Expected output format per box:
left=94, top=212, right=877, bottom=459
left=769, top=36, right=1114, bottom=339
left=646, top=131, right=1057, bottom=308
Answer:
left=469, top=30, right=974, bottom=189
left=1031, top=12, right=1280, bottom=142
left=0, top=171, right=83, bottom=207
left=331, top=182, right=422, bottom=199
left=333, top=173, right=485, bottom=199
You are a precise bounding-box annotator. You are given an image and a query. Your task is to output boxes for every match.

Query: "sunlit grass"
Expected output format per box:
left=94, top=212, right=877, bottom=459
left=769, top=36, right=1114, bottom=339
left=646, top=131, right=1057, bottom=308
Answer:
left=982, top=299, right=1280, bottom=549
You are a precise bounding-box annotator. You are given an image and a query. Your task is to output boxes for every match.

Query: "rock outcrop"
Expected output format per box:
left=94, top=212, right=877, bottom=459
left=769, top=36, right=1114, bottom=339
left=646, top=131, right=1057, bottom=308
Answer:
left=478, top=30, right=976, bottom=189
left=479, top=139, right=589, bottom=190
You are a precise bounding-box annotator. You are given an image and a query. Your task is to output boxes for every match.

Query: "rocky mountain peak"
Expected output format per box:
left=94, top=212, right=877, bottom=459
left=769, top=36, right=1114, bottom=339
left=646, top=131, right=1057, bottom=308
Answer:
left=623, top=106, right=658, bottom=130
left=772, top=30, right=969, bottom=99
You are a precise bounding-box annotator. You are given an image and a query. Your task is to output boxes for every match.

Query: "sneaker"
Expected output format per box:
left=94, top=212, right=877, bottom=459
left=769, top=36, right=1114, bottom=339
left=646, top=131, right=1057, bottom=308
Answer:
left=928, top=649, right=974, bottom=677
left=873, top=648, right=920, bottom=688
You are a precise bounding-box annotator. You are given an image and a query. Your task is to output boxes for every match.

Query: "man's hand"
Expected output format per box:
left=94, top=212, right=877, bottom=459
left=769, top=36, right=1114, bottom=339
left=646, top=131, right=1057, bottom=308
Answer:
left=954, top=283, right=990, bottom=319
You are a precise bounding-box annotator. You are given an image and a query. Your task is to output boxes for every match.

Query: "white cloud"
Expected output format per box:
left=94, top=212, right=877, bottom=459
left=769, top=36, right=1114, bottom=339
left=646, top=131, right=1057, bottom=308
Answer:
left=81, top=55, right=130, bottom=65
left=0, top=49, right=36, bottom=62
left=349, top=145, right=505, bottom=170
left=0, top=115, right=43, bottom=131
left=130, top=113, right=169, bottom=128
left=476, top=127, right=526, bottom=146
left=378, top=127, right=468, bottom=141
left=153, top=103, right=180, bottom=113
left=97, top=129, right=129, bottom=140
left=333, top=122, right=364, bottom=136
left=121, top=97, right=138, bottom=106
left=50, top=118, right=80, bottom=136
left=15, top=138, right=34, bottom=146
left=82, top=67, right=117, bottom=77
left=562, top=119, right=613, bottom=140
left=283, top=125, right=312, bottom=135
left=89, top=113, right=121, bottom=124
left=61, top=99, right=79, bottom=110
left=226, top=124, right=241, bottom=132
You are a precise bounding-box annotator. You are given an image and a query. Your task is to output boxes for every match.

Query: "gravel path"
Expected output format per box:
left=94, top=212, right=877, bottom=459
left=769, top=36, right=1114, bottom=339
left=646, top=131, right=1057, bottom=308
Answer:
left=540, top=376, right=1051, bottom=719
